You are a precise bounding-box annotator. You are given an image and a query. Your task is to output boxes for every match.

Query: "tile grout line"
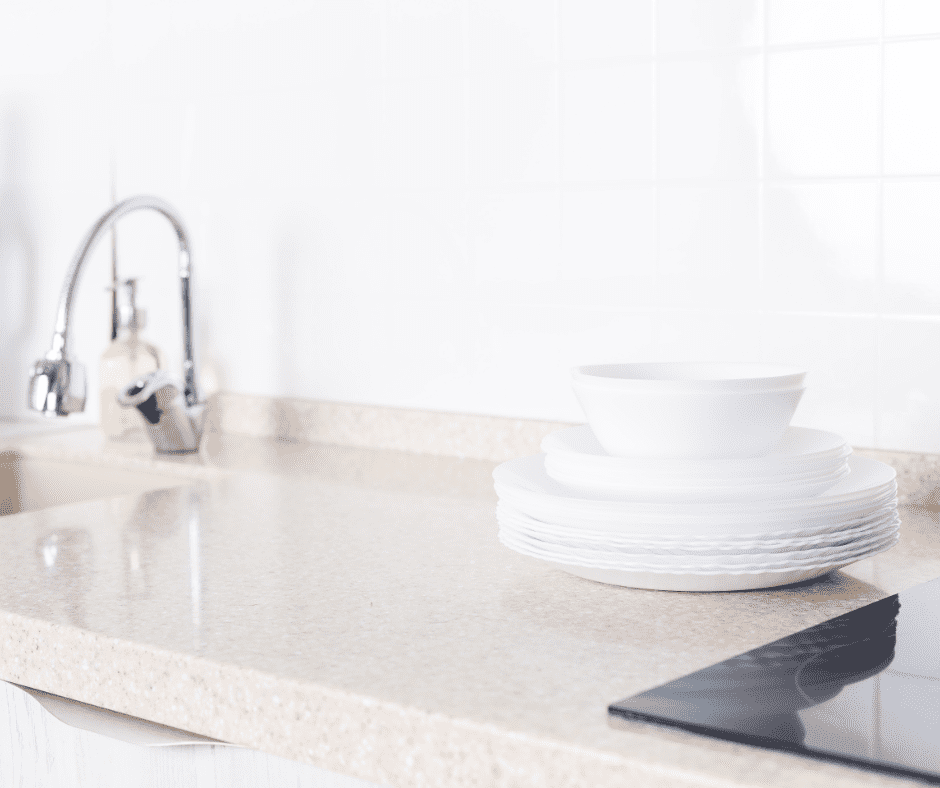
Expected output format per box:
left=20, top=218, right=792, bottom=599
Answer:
left=459, top=0, right=478, bottom=381
left=379, top=0, right=390, bottom=195
left=873, top=0, right=887, bottom=449
left=461, top=0, right=471, bottom=195
left=554, top=0, right=564, bottom=285
left=651, top=0, right=661, bottom=340
left=757, top=0, right=769, bottom=362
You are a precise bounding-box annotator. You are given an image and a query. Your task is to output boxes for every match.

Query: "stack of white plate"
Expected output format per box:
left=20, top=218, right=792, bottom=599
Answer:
left=495, top=441, right=899, bottom=591
left=494, top=363, right=900, bottom=591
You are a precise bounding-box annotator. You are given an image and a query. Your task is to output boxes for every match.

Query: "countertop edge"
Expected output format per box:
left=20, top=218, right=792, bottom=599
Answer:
left=0, top=609, right=769, bottom=788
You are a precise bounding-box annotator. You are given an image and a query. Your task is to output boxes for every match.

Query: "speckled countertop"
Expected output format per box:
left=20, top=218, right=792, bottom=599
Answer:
left=1, top=423, right=940, bottom=788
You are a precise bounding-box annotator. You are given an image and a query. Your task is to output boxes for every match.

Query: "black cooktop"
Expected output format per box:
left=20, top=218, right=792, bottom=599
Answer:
left=610, top=576, right=940, bottom=784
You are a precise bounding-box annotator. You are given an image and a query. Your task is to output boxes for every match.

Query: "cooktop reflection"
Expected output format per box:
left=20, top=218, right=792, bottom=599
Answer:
left=610, top=576, right=940, bottom=784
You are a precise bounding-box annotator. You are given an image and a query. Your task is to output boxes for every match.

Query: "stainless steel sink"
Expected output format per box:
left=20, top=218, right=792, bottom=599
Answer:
left=0, top=451, right=188, bottom=516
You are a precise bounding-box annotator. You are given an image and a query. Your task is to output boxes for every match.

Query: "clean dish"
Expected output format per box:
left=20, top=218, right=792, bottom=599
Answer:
left=498, top=518, right=899, bottom=569
left=542, top=460, right=849, bottom=502
left=542, top=425, right=850, bottom=488
left=493, top=454, right=896, bottom=536
left=572, top=363, right=806, bottom=458
left=496, top=503, right=900, bottom=555
left=548, top=535, right=899, bottom=592
left=496, top=453, right=894, bottom=510
left=495, top=480, right=897, bottom=536
left=497, top=531, right=899, bottom=581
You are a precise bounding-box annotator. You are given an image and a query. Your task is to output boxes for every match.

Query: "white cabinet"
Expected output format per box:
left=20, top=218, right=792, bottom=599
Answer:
left=0, top=681, right=383, bottom=788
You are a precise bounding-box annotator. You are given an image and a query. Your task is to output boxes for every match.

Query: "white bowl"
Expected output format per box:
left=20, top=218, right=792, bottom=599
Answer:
left=572, top=364, right=806, bottom=458
left=573, top=363, right=807, bottom=392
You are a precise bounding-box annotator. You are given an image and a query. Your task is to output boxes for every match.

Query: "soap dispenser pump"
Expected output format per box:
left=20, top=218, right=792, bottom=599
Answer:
left=99, top=278, right=164, bottom=439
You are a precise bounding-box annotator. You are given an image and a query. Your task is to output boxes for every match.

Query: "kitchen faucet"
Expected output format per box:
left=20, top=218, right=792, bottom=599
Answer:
left=27, top=195, right=205, bottom=453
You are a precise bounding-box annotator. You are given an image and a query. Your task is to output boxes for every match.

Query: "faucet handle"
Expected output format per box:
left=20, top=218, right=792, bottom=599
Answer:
left=28, top=358, right=86, bottom=416
left=117, top=370, right=204, bottom=454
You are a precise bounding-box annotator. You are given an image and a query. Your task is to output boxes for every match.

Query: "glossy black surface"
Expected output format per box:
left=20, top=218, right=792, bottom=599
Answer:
left=611, top=576, right=940, bottom=783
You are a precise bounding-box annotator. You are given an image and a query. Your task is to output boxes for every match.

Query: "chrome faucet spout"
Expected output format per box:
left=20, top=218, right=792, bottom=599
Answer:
left=28, top=195, right=203, bottom=453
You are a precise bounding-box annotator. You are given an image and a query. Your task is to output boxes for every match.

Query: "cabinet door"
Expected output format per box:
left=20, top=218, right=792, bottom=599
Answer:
left=0, top=680, right=384, bottom=788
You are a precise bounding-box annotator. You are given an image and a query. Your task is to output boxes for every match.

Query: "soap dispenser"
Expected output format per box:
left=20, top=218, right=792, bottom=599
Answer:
left=99, top=279, right=164, bottom=439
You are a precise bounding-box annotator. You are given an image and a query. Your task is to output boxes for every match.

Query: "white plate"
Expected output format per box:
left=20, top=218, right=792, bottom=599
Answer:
left=493, top=454, right=896, bottom=533
left=495, top=477, right=897, bottom=525
left=496, top=503, right=900, bottom=555
left=495, top=485, right=898, bottom=540
left=498, top=518, right=899, bottom=568
left=495, top=501, right=899, bottom=549
left=546, top=456, right=852, bottom=488
left=550, top=535, right=899, bottom=592
left=499, top=535, right=900, bottom=583
left=499, top=514, right=900, bottom=566
left=497, top=454, right=893, bottom=511
left=541, top=425, right=849, bottom=483
left=543, top=460, right=850, bottom=502
left=495, top=483, right=898, bottom=538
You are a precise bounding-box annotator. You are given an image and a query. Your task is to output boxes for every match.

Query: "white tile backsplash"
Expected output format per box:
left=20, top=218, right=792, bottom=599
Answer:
left=655, top=311, right=764, bottom=363
left=385, top=3, right=466, bottom=192
left=766, top=45, right=881, bottom=177
left=657, top=184, right=760, bottom=308
left=4, top=1, right=940, bottom=453
left=560, top=0, right=653, bottom=62
left=885, top=0, right=940, bottom=37
left=766, top=0, right=882, bottom=45
left=882, top=181, right=940, bottom=315
left=470, top=63, right=558, bottom=188
left=884, top=39, right=940, bottom=175
left=656, top=0, right=763, bottom=55
left=473, top=190, right=561, bottom=282
left=471, top=0, right=558, bottom=65
left=762, top=183, right=879, bottom=314
left=561, top=63, right=653, bottom=182
left=878, top=319, right=940, bottom=452
left=657, top=55, right=761, bottom=180
left=561, top=187, right=656, bottom=285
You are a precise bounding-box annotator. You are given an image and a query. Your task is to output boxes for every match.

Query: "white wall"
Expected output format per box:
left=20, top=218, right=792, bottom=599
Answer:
left=2, top=0, right=940, bottom=452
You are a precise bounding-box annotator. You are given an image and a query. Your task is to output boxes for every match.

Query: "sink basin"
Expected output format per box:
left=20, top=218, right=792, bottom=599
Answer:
left=0, top=451, right=188, bottom=516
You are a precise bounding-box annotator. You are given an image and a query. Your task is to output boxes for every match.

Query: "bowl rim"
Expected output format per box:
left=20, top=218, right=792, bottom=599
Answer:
left=571, top=362, right=807, bottom=390
left=572, top=382, right=807, bottom=397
